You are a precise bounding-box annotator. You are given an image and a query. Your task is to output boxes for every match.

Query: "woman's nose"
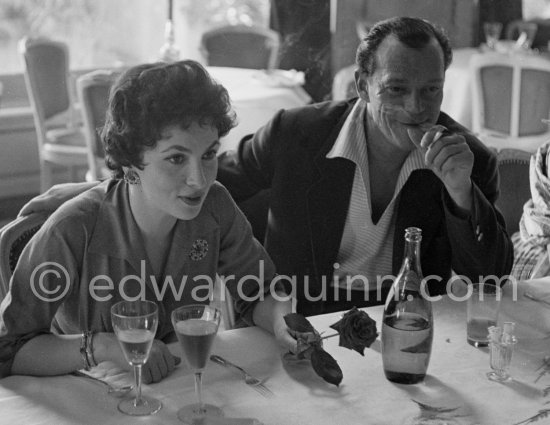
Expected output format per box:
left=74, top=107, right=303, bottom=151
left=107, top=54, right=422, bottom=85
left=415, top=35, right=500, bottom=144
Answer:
left=185, top=161, right=207, bottom=188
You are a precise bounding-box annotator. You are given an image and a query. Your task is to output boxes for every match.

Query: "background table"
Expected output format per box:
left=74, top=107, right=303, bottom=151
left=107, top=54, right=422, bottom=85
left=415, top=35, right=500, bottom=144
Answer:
left=0, top=282, right=548, bottom=424
left=207, top=67, right=311, bottom=153
left=442, top=47, right=478, bottom=131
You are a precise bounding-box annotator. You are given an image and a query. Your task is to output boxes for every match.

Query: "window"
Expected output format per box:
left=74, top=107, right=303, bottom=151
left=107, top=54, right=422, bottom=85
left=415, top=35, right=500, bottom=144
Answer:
left=0, top=0, right=270, bottom=74
left=523, top=0, right=550, bottom=19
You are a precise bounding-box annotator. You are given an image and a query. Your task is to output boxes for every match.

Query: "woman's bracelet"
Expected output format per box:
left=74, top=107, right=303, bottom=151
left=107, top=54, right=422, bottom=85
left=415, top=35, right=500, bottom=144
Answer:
left=79, top=331, right=97, bottom=370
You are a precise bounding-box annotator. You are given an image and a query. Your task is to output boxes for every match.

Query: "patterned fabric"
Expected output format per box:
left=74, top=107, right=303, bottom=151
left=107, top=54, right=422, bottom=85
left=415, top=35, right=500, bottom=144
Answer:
left=8, top=225, right=42, bottom=272
left=512, top=143, right=550, bottom=280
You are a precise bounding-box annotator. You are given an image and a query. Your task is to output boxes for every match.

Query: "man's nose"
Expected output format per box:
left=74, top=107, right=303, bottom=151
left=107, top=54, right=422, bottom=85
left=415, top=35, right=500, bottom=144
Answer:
left=404, top=91, right=424, bottom=114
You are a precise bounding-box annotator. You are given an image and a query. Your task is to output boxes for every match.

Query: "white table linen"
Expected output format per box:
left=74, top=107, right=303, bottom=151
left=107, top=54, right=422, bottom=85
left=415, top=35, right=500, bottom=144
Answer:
left=442, top=47, right=478, bottom=131
left=207, top=67, right=311, bottom=153
left=0, top=282, right=549, bottom=424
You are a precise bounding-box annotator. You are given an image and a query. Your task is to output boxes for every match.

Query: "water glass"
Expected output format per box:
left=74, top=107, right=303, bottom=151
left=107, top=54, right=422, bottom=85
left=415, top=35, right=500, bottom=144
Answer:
left=111, top=300, right=161, bottom=416
left=466, top=283, right=501, bottom=347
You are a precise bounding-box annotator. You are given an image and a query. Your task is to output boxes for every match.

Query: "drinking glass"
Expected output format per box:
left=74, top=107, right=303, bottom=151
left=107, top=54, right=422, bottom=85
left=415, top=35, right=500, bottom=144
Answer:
left=466, top=282, right=501, bottom=347
left=172, top=304, right=222, bottom=424
left=111, top=300, right=161, bottom=416
left=483, top=21, right=503, bottom=50
left=487, top=322, right=517, bottom=382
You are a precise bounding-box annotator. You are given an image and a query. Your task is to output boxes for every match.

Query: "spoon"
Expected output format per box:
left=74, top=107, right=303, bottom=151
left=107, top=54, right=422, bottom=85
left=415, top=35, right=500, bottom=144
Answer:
left=72, top=371, right=133, bottom=397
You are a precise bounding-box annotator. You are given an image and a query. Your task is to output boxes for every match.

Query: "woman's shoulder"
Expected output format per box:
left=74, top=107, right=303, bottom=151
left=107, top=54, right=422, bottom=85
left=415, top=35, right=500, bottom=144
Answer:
left=202, top=182, right=236, bottom=214
left=42, top=180, right=118, bottom=233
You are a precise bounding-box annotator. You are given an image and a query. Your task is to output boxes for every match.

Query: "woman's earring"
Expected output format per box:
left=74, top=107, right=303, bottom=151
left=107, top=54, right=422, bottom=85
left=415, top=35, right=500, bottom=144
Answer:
left=124, top=169, right=141, bottom=185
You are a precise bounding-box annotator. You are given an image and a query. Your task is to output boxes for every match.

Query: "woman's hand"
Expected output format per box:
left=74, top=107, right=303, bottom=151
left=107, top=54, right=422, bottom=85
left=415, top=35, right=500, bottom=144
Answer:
left=141, top=340, right=179, bottom=384
left=95, top=333, right=179, bottom=384
left=273, top=315, right=305, bottom=354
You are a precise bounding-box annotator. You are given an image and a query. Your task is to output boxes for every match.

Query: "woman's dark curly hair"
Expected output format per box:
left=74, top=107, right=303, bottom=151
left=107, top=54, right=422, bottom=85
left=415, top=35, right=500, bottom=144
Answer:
left=356, top=16, right=453, bottom=77
left=102, top=60, right=237, bottom=179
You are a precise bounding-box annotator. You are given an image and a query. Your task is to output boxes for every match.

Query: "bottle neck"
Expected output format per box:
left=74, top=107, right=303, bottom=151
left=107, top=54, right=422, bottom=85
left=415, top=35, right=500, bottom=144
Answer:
left=403, top=238, right=422, bottom=275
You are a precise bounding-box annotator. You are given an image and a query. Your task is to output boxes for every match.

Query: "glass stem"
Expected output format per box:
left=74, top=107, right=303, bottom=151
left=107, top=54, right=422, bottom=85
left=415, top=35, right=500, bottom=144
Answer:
left=194, top=371, right=204, bottom=414
left=134, top=364, right=143, bottom=406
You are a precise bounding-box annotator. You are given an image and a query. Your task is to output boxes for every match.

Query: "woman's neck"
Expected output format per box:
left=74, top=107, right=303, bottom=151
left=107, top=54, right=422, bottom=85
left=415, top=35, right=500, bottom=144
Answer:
left=128, top=185, right=176, bottom=242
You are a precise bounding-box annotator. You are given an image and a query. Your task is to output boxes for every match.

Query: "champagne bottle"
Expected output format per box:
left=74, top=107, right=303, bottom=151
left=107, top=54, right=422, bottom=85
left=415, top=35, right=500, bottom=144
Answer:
left=381, top=227, right=433, bottom=384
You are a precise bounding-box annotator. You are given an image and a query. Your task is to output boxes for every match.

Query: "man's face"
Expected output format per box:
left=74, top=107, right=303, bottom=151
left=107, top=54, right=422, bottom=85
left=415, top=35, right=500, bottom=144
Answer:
left=357, top=35, right=445, bottom=151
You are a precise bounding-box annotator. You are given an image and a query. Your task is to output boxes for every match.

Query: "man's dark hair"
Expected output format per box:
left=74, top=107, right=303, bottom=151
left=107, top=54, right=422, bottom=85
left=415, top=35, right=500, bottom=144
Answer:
left=356, top=16, right=453, bottom=76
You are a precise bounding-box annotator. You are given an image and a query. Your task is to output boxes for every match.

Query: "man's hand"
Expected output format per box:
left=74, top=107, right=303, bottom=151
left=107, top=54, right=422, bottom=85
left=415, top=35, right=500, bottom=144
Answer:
left=408, top=125, right=474, bottom=212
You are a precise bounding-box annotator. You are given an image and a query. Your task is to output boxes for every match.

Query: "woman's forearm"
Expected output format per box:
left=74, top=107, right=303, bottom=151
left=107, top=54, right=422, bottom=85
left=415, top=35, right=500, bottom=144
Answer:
left=10, top=332, right=119, bottom=376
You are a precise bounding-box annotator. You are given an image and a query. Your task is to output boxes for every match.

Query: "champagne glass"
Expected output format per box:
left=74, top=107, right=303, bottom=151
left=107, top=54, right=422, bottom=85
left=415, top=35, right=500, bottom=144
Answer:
left=171, top=304, right=222, bottom=423
left=111, top=300, right=162, bottom=416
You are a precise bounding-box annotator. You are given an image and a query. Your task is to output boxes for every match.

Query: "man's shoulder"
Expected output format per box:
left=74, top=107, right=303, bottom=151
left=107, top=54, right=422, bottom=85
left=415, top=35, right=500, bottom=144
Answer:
left=282, top=99, right=355, bottom=126
left=271, top=99, right=357, bottom=153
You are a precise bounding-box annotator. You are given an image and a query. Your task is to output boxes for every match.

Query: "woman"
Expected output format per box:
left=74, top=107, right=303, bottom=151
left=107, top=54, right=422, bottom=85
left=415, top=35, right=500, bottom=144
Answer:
left=0, top=60, right=295, bottom=382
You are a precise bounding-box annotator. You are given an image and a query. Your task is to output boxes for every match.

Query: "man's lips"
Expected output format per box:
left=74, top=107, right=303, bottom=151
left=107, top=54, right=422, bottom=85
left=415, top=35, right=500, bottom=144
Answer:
left=404, top=122, right=450, bottom=148
left=402, top=122, right=433, bottom=131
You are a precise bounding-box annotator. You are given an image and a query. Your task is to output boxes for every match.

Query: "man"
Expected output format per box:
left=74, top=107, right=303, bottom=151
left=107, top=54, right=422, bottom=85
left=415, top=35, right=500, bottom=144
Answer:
left=216, top=17, right=513, bottom=315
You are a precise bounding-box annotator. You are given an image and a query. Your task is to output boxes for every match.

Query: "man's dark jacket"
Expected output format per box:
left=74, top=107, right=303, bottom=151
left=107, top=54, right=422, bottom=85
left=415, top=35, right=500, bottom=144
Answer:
left=217, top=99, right=514, bottom=316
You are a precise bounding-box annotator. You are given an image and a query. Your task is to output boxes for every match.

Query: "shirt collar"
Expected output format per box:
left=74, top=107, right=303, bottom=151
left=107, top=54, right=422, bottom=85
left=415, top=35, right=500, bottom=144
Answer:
left=326, top=98, right=365, bottom=162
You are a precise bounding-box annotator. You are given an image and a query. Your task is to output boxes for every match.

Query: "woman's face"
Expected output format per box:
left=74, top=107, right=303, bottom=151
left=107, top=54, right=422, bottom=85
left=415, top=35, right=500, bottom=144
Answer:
left=133, top=122, right=220, bottom=221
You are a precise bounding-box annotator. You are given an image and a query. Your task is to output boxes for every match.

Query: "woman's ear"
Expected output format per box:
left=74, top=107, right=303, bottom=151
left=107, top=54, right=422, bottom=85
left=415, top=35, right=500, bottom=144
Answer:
left=355, top=70, right=369, bottom=102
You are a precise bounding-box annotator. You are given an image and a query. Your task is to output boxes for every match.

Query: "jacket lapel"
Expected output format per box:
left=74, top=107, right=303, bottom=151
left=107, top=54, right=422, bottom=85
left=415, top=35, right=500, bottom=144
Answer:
left=393, top=169, right=443, bottom=273
left=306, top=109, right=356, bottom=289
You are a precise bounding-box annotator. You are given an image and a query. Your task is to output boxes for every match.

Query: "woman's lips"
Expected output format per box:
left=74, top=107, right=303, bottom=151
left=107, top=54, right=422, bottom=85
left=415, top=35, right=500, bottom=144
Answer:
left=180, top=194, right=203, bottom=206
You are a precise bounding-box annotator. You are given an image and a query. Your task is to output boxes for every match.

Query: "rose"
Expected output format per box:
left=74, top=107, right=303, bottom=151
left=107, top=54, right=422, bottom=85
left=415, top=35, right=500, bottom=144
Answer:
left=283, top=308, right=378, bottom=386
left=329, top=307, right=378, bottom=355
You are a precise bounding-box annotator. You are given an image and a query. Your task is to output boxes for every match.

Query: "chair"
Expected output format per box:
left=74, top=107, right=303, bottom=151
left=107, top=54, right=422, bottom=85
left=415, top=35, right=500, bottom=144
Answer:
left=470, top=52, right=550, bottom=153
left=0, top=212, right=50, bottom=301
left=77, top=70, right=118, bottom=181
left=19, top=37, right=88, bottom=193
left=332, top=65, right=357, bottom=101
left=494, top=148, right=532, bottom=235
left=200, top=24, right=280, bottom=70
left=505, top=20, right=538, bottom=49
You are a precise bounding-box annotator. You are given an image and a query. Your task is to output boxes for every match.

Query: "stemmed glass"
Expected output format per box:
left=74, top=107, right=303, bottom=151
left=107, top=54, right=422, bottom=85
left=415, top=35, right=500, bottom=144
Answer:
left=111, top=300, right=162, bottom=416
left=171, top=304, right=222, bottom=424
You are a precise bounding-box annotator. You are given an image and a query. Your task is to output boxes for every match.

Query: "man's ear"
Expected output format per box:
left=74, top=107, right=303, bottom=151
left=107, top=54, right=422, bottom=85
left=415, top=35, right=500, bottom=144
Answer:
left=355, top=70, right=369, bottom=102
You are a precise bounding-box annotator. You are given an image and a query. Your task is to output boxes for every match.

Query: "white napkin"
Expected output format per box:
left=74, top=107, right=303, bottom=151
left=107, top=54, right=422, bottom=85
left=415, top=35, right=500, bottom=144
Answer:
left=523, top=277, right=550, bottom=306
